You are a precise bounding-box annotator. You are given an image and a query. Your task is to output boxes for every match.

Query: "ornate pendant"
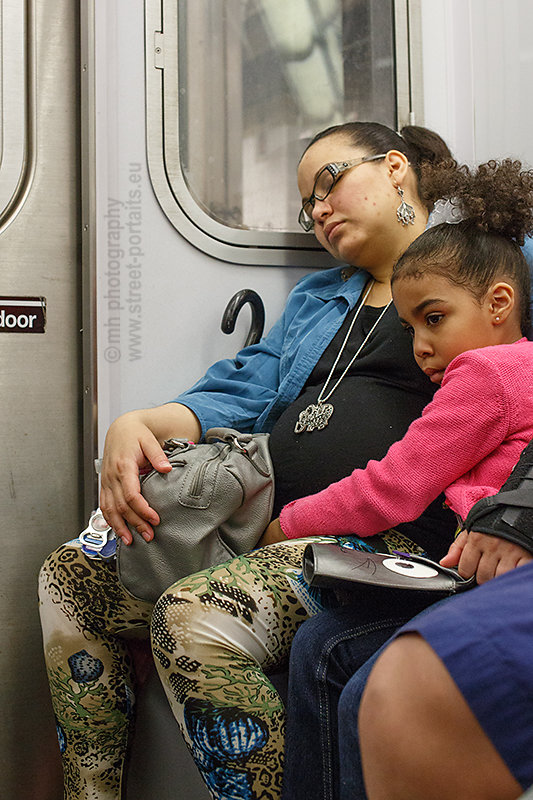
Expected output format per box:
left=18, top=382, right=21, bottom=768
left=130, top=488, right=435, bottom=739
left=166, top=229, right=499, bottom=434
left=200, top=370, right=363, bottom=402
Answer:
left=294, top=402, right=334, bottom=434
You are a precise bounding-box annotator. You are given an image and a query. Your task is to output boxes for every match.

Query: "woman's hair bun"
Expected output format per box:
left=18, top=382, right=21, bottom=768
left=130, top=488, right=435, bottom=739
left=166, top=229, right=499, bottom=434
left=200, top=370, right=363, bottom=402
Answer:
left=399, top=126, right=453, bottom=165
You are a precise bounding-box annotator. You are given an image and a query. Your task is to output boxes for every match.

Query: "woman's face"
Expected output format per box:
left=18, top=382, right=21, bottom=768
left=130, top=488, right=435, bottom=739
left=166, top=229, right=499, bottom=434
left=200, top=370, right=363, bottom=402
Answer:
left=297, top=135, right=408, bottom=270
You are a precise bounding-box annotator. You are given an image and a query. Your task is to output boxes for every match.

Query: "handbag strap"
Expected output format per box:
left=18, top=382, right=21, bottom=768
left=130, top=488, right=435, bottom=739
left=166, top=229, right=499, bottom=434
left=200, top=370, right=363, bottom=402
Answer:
left=205, top=427, right=251, bottom=444
left=205, top=428, right=271, bottom=477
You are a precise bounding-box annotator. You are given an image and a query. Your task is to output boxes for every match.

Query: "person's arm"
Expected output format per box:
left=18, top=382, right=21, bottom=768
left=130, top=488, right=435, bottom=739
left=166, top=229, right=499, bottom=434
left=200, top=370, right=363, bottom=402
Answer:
left=100, top=293, right=290, bottom=542
left=257, top=517, right=288, bottom=548
left=279, top=352, right=514, bottom=540
left=441, top=431, right=533, bottom=581
left=99, top=403, right=201, bottom=544
left=440, top=530, right=533, bottom=583
left=172, top=337, right=283, bottom=436
left=99, top=283, right=293, bottom=542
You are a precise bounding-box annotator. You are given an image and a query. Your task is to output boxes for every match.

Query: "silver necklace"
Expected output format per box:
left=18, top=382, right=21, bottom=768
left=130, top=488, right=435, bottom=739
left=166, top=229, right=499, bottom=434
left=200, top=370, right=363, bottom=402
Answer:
left=294, top=282, right=393, bottom=434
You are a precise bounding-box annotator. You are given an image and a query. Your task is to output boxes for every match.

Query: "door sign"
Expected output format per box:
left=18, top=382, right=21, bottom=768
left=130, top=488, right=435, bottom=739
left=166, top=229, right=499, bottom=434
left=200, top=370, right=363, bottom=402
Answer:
left=0, top=297, right=46, bottom=333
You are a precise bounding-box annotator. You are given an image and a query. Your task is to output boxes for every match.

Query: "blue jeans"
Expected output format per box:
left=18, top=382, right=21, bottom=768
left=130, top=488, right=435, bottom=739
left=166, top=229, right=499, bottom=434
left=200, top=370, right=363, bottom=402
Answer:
left=282, top=588, right=441, bottom=800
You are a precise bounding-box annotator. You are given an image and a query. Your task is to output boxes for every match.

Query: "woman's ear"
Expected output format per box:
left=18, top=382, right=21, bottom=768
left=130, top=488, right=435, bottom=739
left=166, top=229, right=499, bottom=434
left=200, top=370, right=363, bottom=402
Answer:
left=385, top=150, right=410, bottom=187
left=487, top=282, right=515, bottom=324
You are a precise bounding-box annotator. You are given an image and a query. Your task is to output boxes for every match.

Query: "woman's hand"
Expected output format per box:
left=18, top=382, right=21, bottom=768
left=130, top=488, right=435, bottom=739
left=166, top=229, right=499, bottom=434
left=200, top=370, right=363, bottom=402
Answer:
left=440, top=530, right=533, bottom=584
left=256, top=518, right=288, bottom=548
left=99, top=404, right=201, bottom=544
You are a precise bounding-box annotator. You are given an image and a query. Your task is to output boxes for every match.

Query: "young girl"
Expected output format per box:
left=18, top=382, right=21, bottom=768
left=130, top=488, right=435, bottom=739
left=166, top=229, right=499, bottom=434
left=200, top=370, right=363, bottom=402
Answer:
left=265, top=158, right=533, bottom=583
left=278, top=158, right=533, bottom=800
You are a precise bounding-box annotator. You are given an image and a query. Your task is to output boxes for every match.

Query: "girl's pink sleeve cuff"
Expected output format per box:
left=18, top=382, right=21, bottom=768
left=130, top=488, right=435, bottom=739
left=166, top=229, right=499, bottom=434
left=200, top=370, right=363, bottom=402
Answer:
left=279, top=501, right=302, bottom=540
left=279, top=497, right=332, bottom=540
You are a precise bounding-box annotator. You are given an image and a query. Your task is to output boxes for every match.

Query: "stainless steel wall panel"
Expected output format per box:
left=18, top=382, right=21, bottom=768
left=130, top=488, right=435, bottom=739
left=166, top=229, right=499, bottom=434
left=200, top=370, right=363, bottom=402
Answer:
left=0, top=0, right=80, bottom=797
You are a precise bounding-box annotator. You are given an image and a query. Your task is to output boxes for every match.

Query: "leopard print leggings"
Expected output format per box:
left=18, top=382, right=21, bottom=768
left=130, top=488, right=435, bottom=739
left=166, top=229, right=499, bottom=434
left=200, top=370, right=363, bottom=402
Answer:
left=39, top=530, right=423, bottom=800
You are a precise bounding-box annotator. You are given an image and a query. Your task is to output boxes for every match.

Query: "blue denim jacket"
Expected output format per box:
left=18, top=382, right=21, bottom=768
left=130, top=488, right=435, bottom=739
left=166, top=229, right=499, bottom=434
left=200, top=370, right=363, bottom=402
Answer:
left=174, top=238, right=533, bottom=439
left=173, top=266, right=369, bottom=437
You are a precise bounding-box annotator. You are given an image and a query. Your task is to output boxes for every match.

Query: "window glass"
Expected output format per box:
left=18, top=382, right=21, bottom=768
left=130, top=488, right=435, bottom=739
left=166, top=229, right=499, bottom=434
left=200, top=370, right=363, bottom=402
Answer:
left=0, top=0, right=31, bottom=226
left=175, top=0, right=396, bottom=233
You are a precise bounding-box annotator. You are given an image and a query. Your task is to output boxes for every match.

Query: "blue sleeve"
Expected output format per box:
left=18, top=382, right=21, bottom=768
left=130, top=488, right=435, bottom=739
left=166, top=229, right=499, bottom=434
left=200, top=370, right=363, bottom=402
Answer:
left=521, top=235, right=533, bottom=339
left=171, top=312, right=286, bottom=437
left=170, top=267, right=364, bottom=437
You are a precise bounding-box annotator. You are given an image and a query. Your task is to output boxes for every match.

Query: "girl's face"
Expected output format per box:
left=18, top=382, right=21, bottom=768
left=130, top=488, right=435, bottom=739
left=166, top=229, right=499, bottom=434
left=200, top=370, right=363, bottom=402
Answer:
left=297, top=135, right=407, bottom=270
left=393, top=273, right=503, bottom=384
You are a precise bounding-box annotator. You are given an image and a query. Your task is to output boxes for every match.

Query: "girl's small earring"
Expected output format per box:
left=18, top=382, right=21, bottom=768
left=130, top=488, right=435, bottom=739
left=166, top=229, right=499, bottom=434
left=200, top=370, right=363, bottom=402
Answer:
left=396, top=186, right=416, bottom=226
left=496, top=316, right=500, bottom=321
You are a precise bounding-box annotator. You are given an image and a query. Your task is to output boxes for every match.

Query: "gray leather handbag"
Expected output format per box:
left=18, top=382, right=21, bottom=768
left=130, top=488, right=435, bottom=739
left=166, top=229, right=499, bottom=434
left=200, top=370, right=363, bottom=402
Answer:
left=116, top=428, right=274, bottom=603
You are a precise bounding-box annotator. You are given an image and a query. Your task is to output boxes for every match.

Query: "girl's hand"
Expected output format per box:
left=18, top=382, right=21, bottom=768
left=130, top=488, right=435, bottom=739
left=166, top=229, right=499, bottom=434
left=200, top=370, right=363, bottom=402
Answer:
left=256, top=518, right=288, bottom=548
left=440, top=530, right=533, bottom=584
left=99, top=404, right=201, bottom=544
left=439, top=531, right=468, bottom=570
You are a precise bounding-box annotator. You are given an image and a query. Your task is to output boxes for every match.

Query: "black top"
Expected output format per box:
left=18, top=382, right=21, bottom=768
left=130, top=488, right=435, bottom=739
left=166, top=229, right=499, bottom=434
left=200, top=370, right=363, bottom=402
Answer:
left=269, top=300, right=455, bottom=558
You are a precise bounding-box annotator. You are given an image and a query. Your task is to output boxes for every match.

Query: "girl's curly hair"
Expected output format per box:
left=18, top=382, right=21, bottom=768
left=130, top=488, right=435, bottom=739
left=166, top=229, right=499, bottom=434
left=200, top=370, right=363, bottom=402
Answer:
left=392, top=159, right=533, bottom=334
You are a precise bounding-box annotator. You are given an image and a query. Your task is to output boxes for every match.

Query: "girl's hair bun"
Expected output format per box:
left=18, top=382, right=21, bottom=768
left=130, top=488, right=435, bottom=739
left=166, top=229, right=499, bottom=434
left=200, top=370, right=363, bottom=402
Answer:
left=422, top=158, right=533, bottom=245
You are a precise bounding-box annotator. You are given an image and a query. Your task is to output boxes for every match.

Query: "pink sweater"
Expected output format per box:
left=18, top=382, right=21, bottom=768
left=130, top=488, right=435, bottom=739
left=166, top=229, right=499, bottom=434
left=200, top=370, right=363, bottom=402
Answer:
left=280, top=339, right=533, bottom=540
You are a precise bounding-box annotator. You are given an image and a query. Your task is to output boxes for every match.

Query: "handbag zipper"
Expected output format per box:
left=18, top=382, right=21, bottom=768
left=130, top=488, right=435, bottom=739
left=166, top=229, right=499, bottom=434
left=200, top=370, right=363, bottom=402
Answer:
left=188, top=448, right=228, bottom=498
left=188, top=459, right=210, bottom=497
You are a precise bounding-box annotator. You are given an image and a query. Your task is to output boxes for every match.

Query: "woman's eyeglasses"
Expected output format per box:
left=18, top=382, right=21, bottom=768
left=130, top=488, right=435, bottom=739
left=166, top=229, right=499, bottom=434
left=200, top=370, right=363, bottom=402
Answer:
left=298, top=154, right=386, bottom=231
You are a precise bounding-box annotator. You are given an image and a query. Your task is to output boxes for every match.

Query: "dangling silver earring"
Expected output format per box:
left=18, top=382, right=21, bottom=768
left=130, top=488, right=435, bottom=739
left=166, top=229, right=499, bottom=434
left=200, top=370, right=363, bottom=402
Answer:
left=396, top=186, right=416, bottom=226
